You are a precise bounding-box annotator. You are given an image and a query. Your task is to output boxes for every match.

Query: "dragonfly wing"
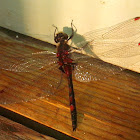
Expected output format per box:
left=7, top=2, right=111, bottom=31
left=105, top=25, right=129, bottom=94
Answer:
left=83, top=17, right=140, bottom=41
left=0, top=62, right=67, bottom=105
left=0, top=51, right=57, bottom=72
left=23, top=63, right=66, bottom=97
left=0, top=50, right=68, bottom=104
left=100, top=42, right=140, bottom=58
left=73, top=54, right=123, bottom=82
left=83, top=40, right=140, bottom=58
left=73, top=17, right=140, bottom=58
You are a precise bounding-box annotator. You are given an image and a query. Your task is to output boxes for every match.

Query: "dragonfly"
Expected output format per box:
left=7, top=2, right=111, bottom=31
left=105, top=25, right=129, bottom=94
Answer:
left=0, top=17, right=140, bottom=131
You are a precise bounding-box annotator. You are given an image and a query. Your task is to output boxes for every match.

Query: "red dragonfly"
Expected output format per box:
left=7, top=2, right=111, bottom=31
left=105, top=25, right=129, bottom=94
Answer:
left=0, top=17, right=140, bottom=131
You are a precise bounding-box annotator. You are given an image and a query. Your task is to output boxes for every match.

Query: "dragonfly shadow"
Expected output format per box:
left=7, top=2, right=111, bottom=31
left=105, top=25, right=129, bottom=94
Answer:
left=63, top=26, right=100, bottom=59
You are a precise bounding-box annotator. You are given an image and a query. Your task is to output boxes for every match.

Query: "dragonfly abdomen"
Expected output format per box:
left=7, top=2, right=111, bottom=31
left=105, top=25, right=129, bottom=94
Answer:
left=64, top=64, right=77, bottom=131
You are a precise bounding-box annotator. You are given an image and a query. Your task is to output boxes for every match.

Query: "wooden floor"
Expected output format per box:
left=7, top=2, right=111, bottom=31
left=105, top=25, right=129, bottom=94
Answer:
left=0, top=27, right=140, bottom=140
left=0, top=115, right=56, bottom=140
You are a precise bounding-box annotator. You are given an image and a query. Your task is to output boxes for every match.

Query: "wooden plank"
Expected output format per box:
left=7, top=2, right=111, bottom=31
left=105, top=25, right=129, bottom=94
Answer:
left=0, top=27, right=140, bottom=140
left=0, top=115, right=56, bottom=140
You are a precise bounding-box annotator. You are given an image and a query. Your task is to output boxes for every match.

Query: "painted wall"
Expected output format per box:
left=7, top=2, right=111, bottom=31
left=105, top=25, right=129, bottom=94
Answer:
left=0, top=0, right=139, bottom=43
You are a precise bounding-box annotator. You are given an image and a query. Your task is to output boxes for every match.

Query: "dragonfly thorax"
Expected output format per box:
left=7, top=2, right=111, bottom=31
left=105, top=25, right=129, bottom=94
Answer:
left=54, top=32, right=68, bottom=43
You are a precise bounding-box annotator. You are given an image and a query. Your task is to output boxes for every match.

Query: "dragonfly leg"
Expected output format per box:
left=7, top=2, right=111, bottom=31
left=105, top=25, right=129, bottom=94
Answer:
left=67, top=20, right=77, bottom=41
left=52, top=24, right=59, bottom=43
left=71, top=63, right=77, bottom=70
left=59, top=66, right=65, bottom=73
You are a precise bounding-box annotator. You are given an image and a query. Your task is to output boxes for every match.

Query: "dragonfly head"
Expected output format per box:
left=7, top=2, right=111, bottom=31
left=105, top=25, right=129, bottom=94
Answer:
left=53, top=20, right=76, bottom=43
left=54, top=32, right=68, bottom=43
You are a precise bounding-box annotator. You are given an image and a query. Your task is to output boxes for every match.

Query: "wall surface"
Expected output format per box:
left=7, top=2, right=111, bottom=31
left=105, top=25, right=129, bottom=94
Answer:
left=0, top=0, right=139, bottom=42
left=0, top=0, right=140, bottom=72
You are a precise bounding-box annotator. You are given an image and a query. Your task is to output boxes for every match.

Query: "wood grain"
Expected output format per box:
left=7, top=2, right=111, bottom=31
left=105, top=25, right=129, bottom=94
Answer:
left=0, top=115, right=56, bottom=140
left=0, top=27, right=140, bottom=140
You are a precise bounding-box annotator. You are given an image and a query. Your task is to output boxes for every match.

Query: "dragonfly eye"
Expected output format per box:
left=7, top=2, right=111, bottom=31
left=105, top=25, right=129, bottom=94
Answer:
left=55, top=32, right=68, bottom=43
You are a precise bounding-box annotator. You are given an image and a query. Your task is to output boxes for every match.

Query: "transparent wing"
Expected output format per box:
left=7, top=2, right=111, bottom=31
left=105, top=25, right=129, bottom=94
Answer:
left=0, top=46, right=68, bottom=104
left=82, top=40, right=140, bottom=58
left=0, top=50, right=57, bottom=72
left=75, top=17, right=140, bottom=58
left=0, top=63, right=67, bottom=105
left=72, top=53, right=123, bottom=82
left=83, top=17, right=140, bottom=41
left=99, top=42, right=140, bottom=58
